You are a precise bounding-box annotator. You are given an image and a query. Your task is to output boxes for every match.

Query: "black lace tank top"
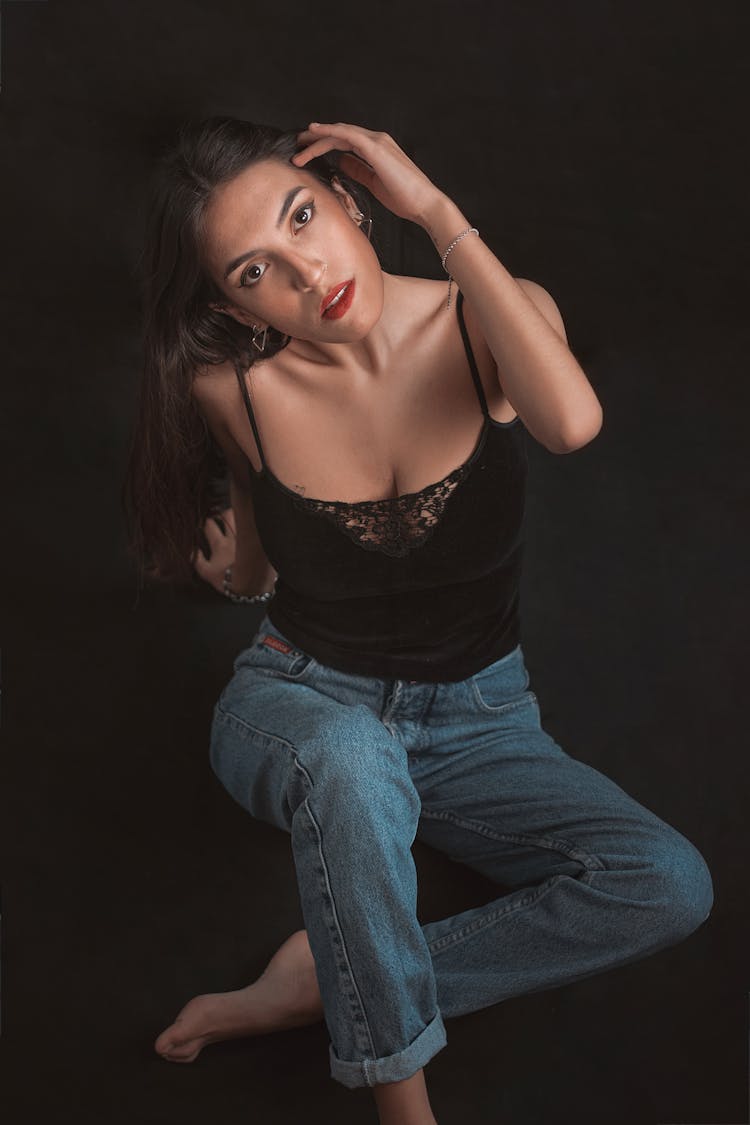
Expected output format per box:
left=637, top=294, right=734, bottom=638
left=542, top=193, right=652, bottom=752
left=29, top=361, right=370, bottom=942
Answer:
left=235, top=290, right=528, bottom=682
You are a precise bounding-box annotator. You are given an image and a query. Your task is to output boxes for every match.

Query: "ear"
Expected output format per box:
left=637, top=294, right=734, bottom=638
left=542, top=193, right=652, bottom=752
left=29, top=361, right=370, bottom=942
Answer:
left=209, top=300, right=258, bottom=329
left=330, top=176, right=361, bottom=221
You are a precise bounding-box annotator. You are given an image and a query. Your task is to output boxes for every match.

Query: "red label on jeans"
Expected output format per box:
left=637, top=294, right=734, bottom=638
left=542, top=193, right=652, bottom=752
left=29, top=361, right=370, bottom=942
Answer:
left=262, top=634, right=294, bottom=655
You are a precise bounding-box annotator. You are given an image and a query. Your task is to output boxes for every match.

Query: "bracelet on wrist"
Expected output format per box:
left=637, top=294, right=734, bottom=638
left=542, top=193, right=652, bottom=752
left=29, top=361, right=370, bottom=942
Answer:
left=440, top=226, right=479, bottom=309
left=222, top=565, right=277, bottom=605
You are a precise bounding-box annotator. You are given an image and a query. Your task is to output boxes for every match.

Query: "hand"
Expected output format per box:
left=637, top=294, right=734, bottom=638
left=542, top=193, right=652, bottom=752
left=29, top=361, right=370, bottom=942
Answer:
left=293, top=121, right=446, bottom=227
left=191, top=508, right=236, bottom=595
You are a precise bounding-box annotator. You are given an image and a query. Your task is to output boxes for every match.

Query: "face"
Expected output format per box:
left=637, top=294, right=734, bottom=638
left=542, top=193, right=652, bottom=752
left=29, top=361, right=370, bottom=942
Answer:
left=202, top=158, right=384, bottom=343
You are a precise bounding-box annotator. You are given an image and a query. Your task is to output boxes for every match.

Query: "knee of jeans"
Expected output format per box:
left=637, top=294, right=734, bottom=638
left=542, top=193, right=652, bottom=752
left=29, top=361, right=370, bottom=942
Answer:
left=643, top=830, right=714, bottom=944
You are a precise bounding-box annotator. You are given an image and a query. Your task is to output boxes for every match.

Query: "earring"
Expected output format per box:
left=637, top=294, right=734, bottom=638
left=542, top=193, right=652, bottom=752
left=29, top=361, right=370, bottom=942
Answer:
left=353, top=210, right=373, bottom=240
left=251, top=324, right=268, bottom=353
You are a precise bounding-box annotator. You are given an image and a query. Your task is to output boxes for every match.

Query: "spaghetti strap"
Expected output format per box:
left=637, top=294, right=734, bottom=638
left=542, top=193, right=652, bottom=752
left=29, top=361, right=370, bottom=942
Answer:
left=455, top=289, right=490, bottom=418
left=233, top=363, right=267, bottom=470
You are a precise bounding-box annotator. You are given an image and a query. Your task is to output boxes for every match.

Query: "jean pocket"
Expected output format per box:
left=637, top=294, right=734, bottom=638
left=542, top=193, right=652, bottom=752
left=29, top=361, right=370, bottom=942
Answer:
left=469, top=646, right=535, bottom=714
left=471, top=684, right=539, bottom=716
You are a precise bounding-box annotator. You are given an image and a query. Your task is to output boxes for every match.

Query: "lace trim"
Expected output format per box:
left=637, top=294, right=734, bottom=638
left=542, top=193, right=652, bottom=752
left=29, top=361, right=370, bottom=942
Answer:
left=290, top=461, right=472, bottom=558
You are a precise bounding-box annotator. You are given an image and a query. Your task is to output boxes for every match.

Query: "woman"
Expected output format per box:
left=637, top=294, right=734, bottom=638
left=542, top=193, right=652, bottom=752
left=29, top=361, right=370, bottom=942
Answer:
left=124, top=116, right=713, bottom=1125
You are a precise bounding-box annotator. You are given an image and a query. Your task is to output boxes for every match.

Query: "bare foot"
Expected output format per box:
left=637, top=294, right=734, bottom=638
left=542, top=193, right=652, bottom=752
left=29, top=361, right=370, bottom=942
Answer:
left=372, top=1068, right=439, bottom=1125
left=154, top=929, right=324, bottom=1063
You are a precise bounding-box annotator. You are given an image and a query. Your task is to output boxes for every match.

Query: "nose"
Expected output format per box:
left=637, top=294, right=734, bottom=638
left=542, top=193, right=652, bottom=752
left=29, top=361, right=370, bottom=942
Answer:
left=287, top=250, right=326, bottom=292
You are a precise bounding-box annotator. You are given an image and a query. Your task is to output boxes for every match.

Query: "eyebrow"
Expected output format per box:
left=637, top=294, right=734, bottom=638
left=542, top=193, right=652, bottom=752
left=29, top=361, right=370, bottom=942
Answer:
left=222, top=185, right=308, bottom=281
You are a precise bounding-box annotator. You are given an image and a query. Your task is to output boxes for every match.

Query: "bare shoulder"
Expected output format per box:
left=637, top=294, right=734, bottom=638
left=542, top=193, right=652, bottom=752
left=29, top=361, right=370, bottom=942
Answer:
left=191, top=359, right=260, bottom=486
left=448, top=278, right=568, bottom=421
left=456, top=277, right=569, bottom=400
left=380, top=273, right=449, bottom=328
left=391, top=276, right=517, bottom=423
left=191, top=358, right=239, bottom=412
left=397, top=274, right=566, bottom=346
left=191, top=357, right=250, bottom=440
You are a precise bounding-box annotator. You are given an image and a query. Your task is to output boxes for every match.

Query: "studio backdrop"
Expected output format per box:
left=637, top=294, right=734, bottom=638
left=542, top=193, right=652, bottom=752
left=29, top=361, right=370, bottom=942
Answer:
left=1, top=3, right=748, bottom=1124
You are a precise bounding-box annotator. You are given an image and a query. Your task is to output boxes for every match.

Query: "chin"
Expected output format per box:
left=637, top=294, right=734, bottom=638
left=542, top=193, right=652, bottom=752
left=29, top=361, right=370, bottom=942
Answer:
left=320, top=292, right=384, bottom=342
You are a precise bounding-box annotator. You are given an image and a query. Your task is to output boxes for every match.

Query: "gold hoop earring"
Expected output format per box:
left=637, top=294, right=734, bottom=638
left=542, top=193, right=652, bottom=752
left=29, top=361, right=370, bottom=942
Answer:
left=251, top=324, right=268, bottom=353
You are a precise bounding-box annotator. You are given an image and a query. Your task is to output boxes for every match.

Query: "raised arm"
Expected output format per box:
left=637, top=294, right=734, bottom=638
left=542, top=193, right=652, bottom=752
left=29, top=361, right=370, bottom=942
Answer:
left=293, top=122, right=603, bottom=454
left=419, top=200, right=602, bottom=453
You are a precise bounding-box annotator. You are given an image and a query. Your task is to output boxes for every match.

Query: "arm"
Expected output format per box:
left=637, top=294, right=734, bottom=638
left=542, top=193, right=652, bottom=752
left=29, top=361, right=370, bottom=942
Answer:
left=192, top=373, right=278, bottom=596
left=420, top=197, right=603, bottom=453
left=227, top=471, right=278, bottom=595
left=293, top=123, right=603, bottom=455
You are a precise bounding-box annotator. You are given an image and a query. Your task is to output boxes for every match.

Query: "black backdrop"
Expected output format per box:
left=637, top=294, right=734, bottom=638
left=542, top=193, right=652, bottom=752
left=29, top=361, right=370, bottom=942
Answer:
left=1, top=2, right=748, bottom=1123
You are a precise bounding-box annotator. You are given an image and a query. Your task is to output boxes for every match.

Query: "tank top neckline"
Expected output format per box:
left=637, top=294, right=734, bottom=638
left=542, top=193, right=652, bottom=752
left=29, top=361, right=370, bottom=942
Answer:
left=251, top=411, right=519, bottom=509
left=236, top=288, right=520, bottom=510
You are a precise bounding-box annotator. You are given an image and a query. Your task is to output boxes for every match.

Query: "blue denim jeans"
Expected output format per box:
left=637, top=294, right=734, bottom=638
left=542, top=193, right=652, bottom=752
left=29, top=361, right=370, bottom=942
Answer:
left=209, top=616, right=713, bottom=1090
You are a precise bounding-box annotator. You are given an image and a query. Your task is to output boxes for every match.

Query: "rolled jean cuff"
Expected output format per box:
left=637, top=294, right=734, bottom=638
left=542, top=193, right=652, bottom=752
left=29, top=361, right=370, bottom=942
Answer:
left=328, top=1010, right=448, bottom=1089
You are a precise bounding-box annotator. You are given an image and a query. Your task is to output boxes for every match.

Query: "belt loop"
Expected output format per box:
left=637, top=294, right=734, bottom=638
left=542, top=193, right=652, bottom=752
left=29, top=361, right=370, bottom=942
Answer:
left=381, top=680, right=402, bottom=724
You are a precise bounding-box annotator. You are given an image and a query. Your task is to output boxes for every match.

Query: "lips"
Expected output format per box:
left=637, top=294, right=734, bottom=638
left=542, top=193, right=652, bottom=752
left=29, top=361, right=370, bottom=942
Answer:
left=321, top=279, right=355, bottom=319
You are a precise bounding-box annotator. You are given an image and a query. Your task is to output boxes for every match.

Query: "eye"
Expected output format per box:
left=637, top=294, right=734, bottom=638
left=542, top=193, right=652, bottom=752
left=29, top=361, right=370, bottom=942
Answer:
left=238, top=200, right=315, bottom=287
left=292, top=201, right=314, bottom=229
left=239, top=261, right=267, bottom=287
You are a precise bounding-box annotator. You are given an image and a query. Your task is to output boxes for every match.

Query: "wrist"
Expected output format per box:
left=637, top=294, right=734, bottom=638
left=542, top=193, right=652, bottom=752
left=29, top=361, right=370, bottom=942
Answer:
left=417, top=193, right=471, bottom=254
left=225, top=559, right=277, bottom=596
left=222, top=564, right=277, bottom=605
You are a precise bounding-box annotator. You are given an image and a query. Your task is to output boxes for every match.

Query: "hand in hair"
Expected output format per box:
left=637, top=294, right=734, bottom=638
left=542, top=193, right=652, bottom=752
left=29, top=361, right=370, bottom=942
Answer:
left=293, top=121, right=445, bottom=228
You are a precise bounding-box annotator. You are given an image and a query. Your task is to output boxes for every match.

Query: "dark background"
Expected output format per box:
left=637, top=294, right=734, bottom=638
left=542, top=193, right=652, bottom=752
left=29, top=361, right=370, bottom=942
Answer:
left=1, top=2, right=748, bottom=1122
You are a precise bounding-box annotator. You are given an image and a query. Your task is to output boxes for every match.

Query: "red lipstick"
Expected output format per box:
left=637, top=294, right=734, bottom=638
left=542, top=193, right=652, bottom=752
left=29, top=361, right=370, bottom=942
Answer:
left=321, top=279, right=355, bottom=320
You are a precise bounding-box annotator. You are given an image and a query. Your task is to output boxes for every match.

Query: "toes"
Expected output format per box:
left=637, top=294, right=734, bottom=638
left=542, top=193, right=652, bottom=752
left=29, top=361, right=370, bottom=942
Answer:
left=155, top=1035, right=200, bottom=1064
left=163, top=1047, right=200, bottom=1064
left=155, top=1030, right=186, bottom=1056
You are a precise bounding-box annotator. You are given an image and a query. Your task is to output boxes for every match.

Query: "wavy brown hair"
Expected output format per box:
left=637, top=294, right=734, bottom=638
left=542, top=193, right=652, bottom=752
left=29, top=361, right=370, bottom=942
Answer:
left=122, top=115, right=370, bottom=590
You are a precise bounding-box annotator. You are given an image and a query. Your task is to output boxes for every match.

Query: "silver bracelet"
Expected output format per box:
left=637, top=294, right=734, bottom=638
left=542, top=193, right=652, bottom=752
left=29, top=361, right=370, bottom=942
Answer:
left=222, top=565, right=276, bottom=605
left=441, top=226, right=479, bottom=309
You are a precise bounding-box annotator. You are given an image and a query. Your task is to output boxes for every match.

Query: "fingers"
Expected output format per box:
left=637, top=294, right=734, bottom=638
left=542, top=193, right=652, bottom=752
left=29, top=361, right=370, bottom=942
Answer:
left=202, top=519, right=223, bottom=552
left=292, top=122, right=431, bottom=224
left=191, top=512, right=237, bottom=590
left=190, top=545, right=209, bottom=579
left=295, top=144, right=378, bottom=192
left=293, top=135, right=351, bottom=167
left=191, top=541, right=234, bottom=596
left=337, top=151, right=378, bottom=191
left=293, top=122, right=384, bottom=169
left=204, top=512, right=235, bottom=543
left=303, top=121, right=383, bottom=141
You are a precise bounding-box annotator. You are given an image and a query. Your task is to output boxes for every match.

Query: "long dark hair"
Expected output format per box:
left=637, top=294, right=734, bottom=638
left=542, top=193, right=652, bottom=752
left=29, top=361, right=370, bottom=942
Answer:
left=122, top=115, right=370, bottom=590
